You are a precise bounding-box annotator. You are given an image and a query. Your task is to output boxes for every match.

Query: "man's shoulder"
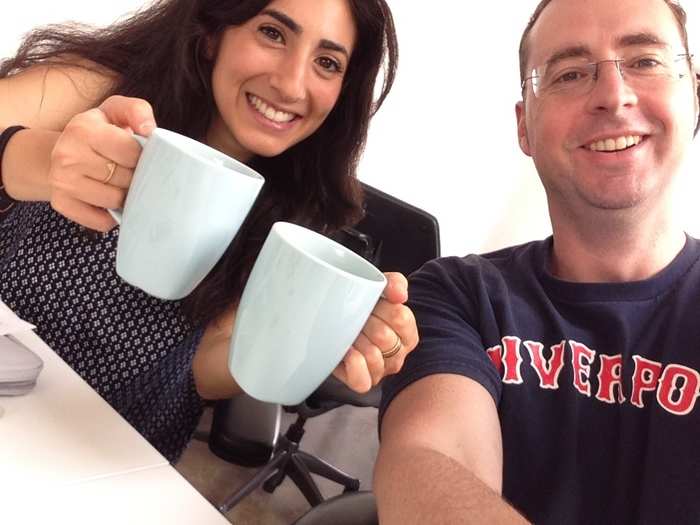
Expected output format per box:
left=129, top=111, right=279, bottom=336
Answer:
left=478, top=238, right=548, bottom=266
left=407, top=238, right=549, bottom=308
left=417, top=238, right=548, bottom=280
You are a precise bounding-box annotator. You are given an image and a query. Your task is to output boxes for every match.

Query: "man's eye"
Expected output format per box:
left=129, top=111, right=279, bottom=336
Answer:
left=552, top=69, right=586, bottom=84
left=259, top=25, right=283, bottom=43
left=317, top=56, right=342, bottom=73
left=630, top=57, right=663, bottom=69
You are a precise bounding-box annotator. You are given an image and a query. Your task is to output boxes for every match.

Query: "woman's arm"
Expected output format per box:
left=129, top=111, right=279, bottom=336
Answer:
left=192, top=308, right=244, bottom=400
left=0, top=63, right=114, bottom=199
left=0, top=64, right=156, bottom=231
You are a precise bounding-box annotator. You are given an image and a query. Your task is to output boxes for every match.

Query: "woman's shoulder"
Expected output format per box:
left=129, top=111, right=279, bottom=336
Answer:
left=1, top=56, right=118, bottom=130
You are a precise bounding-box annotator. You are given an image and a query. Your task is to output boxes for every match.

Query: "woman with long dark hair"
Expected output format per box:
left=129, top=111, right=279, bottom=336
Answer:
left=0, top=0, right=417, bottom=461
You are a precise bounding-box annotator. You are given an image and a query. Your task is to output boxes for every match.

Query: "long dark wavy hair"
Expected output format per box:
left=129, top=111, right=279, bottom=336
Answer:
left=0, top=0, right=398, bottom=326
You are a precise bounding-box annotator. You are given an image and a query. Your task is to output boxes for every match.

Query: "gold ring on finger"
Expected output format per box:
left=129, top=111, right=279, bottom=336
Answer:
left=103, top=161, right=117, bottom=184
left=381, top=334, right=402, bottom=359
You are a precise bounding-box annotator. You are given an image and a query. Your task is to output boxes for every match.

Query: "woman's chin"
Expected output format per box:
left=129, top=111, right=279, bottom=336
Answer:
left=242, top=139, right=296, bottom=159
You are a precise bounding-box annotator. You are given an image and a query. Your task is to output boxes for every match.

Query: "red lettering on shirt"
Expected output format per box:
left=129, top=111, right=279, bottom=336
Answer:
left=596, top=354, right=626, bottom=404
left=630, top=356, right=663, bottom=408
left=486, top=337, right=699, bottom=416
left=502, top=336, right=524, bottom=384
left=486, top=345, right=503, bottom=374
left=570, top=340, right=596, bottom=397
left=657, top=364, right=700, bottom=416
left=525, top=340, right=566, bottom=389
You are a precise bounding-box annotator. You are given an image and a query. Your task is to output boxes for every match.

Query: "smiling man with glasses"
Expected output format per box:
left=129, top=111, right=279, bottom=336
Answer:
left=374, top=0, right=700, bottom=524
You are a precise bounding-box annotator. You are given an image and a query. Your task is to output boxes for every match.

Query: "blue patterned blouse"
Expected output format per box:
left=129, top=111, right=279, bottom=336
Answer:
left=0, top=202, right=205, bottom=461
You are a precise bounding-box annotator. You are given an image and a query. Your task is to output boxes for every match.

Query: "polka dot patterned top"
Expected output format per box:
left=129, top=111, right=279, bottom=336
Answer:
left=0, top=202, right=205, bottom=462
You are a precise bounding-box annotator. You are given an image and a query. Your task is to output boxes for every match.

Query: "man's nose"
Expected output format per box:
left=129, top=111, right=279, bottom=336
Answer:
left=585, top=60, right=639, bottom=113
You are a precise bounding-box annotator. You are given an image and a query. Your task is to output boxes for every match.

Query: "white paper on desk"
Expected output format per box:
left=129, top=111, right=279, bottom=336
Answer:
left=0, top=308, right=35, bottom=335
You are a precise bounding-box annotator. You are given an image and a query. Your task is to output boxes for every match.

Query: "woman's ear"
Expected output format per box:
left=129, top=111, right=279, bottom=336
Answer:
left=515, top=101, right=531, bottom=156
left=199, top=30, right=223, bottom=62
left=205, top=34, right=218, bottom=60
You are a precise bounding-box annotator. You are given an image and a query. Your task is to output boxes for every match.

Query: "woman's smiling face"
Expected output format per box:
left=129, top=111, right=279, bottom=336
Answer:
left=207, top=0, right=356, bottom=161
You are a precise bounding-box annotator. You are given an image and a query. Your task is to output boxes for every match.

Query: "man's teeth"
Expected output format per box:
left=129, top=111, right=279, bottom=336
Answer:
left=248, top=94, right=296, bottom=123
left=587, top=135, right=642, bottom=152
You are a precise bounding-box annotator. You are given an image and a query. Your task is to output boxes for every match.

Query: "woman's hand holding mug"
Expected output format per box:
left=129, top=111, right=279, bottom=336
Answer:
left=333, top=271, right=418, bottom=393
left=48, top=95, right=156, bottom=231
left=49, top=95, right=265, bottom=300
left=228, top=224, right=419, bottom=405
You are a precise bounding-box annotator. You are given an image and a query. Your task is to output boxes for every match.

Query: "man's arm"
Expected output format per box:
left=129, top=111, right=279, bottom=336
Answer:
left=374, top=373, right=530, bottom=524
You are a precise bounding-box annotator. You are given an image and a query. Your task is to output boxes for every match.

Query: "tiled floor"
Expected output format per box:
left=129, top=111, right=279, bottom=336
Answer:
left=175, top=405, right=379, bottom=524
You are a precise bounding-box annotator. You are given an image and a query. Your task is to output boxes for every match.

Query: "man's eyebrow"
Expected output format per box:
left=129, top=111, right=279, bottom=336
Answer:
left=542, top=33, right=671, bottom=68
left=545, top=45, right=591, bottom=67
left=260, top=8, right=301, bottom=34
left=616, top=32, right=669, bottom=48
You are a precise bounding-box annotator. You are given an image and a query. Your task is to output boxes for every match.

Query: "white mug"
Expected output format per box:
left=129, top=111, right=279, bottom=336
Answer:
left=228, top=222, right=387, bottom=405
left=111, top=128, right=265, bottom=300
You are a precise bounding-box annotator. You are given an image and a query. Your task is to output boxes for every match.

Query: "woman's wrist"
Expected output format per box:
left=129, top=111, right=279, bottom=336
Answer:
left=0, top=127, right=58, bottom=202
left=0, top=126, right=27, bottom=210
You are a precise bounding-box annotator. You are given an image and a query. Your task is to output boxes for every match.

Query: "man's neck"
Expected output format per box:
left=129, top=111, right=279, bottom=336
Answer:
left=548, top=209, right=686, bottom=283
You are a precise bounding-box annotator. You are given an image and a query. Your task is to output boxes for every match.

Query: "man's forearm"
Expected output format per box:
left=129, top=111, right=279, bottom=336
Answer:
left=1, top=128, right=59, bottom=201
left=374, top=444, right=530, bottom=524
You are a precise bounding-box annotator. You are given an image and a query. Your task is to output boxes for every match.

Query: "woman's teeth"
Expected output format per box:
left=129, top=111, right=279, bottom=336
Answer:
left=587, top=135, right=642, bottom=152
left=248, top=94, right=296, bottom=123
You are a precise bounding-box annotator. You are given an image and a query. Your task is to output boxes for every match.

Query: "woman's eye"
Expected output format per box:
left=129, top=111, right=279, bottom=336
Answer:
left=259, top=25, right=283, bottom=43
left=317, top=56, right=342, bottom=73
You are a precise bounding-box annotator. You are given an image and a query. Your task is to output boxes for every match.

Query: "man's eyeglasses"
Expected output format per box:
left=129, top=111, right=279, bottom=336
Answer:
left=522, top=48, right=693, bottom=98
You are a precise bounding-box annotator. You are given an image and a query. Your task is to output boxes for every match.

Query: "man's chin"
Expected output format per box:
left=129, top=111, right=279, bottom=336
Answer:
left=578, top=190, right=645, bottom=212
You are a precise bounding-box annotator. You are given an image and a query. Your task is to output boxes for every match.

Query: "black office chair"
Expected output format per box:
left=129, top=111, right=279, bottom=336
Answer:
left=209, top=183, right=441, bottom=513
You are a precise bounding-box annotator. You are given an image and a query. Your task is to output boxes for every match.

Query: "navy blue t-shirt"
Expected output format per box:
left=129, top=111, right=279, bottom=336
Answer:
left=381, top=236, right=700, bottom=525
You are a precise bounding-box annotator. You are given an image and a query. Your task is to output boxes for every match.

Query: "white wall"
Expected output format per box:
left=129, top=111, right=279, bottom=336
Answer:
left=3, top=1, right=700, bottom=256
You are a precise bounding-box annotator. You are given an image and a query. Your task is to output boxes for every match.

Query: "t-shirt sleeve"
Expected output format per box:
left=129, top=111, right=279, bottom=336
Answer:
left=379, top=256, right=503, bottom=428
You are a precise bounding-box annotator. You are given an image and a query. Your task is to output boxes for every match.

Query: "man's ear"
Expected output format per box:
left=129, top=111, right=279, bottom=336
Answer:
left=515, top=101, right=532, bottom=156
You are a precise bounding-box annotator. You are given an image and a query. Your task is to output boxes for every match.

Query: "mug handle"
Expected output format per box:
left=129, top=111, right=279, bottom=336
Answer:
left=107, top=133, right=149, bottom=224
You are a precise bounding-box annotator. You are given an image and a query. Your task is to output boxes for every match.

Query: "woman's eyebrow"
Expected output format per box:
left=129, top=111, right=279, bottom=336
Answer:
left=260, top=8, right=350, bottom=58
left=260, top=8, right=301, bottom=34
left=320, top=39, right=349, bottom=58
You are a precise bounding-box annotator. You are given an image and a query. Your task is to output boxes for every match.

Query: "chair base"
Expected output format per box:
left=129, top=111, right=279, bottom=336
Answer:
left=218, top=418, right=360, bottom=513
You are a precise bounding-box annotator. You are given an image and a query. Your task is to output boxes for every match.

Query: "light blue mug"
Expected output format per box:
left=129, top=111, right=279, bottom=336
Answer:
left=110, top=128, right=265, bottom=300
left=229, top=222, right=387, bottom=405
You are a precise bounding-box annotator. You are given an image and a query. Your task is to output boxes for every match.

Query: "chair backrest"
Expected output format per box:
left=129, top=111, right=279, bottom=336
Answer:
left=333, top=183, right=441, bottom=275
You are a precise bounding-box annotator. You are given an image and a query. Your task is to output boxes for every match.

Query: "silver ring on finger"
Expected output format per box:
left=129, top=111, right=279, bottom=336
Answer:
left=381, top=334, right=402, bottom=359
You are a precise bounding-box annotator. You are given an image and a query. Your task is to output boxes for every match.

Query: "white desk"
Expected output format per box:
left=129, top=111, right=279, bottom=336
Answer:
left=0, top=307, right=229, bottom=524
left=27, top=466, right=229, bottom=525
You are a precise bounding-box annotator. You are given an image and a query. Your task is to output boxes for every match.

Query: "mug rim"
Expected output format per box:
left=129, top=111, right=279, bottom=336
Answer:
left=270, top=222, right=387, bottom=285
left=151, top=128, right=265, bottom=182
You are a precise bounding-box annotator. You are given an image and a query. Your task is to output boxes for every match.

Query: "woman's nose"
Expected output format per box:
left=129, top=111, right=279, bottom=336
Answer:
left=270, top=54, right=307, bottom=102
